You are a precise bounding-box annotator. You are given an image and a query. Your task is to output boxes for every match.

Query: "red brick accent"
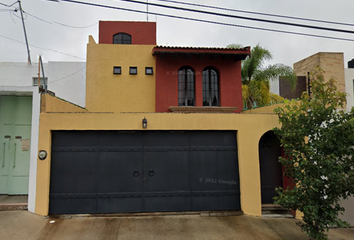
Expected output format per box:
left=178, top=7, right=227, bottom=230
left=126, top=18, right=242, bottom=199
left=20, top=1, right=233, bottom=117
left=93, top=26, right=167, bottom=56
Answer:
left=155, top=55, right=244, bottom=113
left=99, top=21, right=156, bottom=45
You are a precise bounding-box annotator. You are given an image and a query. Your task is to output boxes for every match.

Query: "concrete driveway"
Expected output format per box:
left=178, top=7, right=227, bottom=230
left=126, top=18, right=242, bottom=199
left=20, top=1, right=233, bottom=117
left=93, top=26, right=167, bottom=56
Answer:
left=0, top=211, right=353, bottom=240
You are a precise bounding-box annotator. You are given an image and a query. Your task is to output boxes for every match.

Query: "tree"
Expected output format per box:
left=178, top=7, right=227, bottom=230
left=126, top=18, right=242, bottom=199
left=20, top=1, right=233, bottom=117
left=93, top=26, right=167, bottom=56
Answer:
left=227, top=44, right=297, bottom=109
left=274, top=68, right=354, bottom=240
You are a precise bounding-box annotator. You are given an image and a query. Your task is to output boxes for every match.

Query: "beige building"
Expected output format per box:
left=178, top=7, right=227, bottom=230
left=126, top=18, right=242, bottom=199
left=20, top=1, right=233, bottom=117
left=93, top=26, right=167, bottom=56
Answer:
left=292, top=52, right=354, bottom=226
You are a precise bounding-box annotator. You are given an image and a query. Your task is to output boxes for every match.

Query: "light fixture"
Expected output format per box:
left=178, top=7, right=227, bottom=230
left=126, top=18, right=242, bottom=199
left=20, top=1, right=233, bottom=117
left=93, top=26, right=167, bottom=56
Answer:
left=142, top=117, right=148, bottom=129
left=38, top=150, right=47, bottom=160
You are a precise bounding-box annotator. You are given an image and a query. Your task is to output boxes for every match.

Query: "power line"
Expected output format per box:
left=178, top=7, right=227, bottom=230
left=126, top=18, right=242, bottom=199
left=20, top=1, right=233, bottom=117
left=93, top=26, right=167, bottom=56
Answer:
left=111, top=0, right=354, bottom=35
left=152, top=0, right=354, bottom=28
left=25, top=11, right=97, bottom=28
left=0, top=1, right=17, bottom=7
left=0, top=34, right=86, bottom=60
left=49, top=66, right=86, bottom=83
left=49, top=0, right=354, bottom=42
left=53, top=21, right=97, bottom=28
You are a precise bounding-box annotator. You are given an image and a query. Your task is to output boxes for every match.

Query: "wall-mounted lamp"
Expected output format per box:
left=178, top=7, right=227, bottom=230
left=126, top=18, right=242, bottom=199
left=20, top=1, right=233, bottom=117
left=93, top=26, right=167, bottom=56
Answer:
left=38, top=150, right=47, bottom=160
left=142, top=117, right=148, bottom=129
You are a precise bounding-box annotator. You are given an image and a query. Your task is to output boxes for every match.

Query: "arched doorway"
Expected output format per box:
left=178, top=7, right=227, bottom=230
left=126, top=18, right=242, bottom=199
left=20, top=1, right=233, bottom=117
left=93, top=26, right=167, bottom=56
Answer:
left=259, top=131, right=282, bottom=204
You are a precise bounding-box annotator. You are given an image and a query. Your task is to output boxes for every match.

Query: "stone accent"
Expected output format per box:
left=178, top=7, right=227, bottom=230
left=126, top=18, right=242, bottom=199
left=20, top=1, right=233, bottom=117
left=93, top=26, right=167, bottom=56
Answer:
left=293, top=52, right=346, bottom=94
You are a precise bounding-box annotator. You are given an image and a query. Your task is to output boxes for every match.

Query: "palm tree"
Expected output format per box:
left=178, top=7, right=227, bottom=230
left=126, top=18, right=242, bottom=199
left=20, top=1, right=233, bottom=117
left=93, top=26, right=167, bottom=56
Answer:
left=228, top=44, right=297, bottom=109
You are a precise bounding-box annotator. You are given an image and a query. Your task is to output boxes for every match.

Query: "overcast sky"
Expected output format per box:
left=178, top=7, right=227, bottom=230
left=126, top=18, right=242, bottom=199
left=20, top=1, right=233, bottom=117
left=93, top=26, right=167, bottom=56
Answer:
left=1, top=0, right=354, bottom=68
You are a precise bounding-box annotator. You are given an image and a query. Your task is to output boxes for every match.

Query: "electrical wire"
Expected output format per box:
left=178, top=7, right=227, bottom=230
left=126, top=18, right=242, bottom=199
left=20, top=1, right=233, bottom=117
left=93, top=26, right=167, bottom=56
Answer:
left=53, top=21, right=97, bottom=28
left=51, top=0, right=354, bottom=42
left=25, top=10, right=97, bottom=28
left=0, top=1, right=17, bottom=7
left=0, top=34, right=86, bottom=60
left=25, top=11, right=53, bottom=24
left=111, top=0, right=354, bottom=34
left=49, top=66, right=86, bottom=83
left=152, top=0, right=354, bottom=28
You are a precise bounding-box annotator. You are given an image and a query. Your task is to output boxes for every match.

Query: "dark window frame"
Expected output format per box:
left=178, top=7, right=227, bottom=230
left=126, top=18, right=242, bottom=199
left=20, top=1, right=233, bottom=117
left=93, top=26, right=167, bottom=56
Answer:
left=130, top=67, right=138, bottom=75
left=145, top=67, right=153, bottom=75
left=113, top=66, right=122, bottom=75
left=113, top=33, right=132, bottom=44
left=202, top=67, right=220, bottom=106
left=178, top=66, right=195, bottom=106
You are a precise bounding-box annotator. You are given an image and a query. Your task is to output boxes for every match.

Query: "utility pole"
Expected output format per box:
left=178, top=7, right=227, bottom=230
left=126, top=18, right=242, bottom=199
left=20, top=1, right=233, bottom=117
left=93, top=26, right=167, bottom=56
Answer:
left=18, top=0, right=31, bottom=65
left=146, top=0, right=148, bottom=21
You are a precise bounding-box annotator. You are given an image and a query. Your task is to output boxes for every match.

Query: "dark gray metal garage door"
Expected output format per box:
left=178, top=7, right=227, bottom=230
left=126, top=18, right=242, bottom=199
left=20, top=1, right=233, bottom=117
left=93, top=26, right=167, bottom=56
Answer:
left=49, top=131, right=240, bottom=214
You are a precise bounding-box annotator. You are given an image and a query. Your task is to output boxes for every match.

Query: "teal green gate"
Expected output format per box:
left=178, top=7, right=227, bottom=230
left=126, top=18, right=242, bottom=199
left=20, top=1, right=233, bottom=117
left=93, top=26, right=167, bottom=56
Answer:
left=0, top=96, right=32, bottom=194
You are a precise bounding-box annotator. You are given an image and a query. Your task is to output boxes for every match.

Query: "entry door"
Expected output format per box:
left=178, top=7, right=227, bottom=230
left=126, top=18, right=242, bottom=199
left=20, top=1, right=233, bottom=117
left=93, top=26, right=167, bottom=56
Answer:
left=0, top=96, right=32, bottom=194
left=259, top=131, right=282, bottom=204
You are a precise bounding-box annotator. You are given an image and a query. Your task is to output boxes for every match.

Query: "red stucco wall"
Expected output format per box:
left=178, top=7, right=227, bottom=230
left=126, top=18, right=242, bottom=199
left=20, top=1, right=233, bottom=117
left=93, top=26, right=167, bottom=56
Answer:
left=99, top=21, right=156, bottom=44
left=155, top=55, right=243, bottom=112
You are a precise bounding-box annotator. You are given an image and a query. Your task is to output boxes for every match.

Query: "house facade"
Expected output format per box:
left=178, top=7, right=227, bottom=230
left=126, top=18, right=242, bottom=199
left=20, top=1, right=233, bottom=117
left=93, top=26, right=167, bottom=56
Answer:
left=34, top=21, right=284, bottom=217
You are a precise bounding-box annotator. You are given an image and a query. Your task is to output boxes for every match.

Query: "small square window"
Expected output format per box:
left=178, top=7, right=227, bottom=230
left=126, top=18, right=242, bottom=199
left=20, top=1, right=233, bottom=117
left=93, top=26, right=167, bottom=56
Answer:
left=130, top=67, right=137, bottom=75
left=145, top=67, right=153, bottom=75
left=113, top=66, right=121, bottom=74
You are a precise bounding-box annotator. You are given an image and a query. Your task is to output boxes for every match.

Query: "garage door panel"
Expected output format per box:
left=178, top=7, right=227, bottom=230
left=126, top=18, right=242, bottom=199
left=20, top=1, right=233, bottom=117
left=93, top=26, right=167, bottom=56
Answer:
left=144, top=196, right=192, bottom=212
left=144, top=131, right=188, bottom=146
left=99, top=131, right=143, bottom=146
left=49, top=198, right=96, bottom=214
left=190, top=131, right=236, bottom=146
left=144, top=152, right=190, bottom=192
left=98, top=198, right=143, bottom=213
left=98, top=152, right=142, bottom=193
left=50, top=152, right=97, bottom=194
left=52, top=131, right=98, bottom=147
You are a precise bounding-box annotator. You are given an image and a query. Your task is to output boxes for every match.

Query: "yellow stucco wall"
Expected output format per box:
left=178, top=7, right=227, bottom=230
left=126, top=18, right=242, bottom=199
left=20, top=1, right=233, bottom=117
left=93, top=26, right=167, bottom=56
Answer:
left=241, top=103, right=285, bottom=114
left=35, top=112, right=280, bottom=217
left=85, top=36, right=156, bottom=113
left=41, top=94, right=87, bottom=113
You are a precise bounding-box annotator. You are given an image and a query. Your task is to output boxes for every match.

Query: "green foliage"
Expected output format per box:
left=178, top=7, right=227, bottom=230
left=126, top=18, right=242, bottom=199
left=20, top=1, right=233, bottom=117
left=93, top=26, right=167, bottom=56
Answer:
left=228, top=43, right=296, bottom=109
left=274, top=67, right=354, bottom=240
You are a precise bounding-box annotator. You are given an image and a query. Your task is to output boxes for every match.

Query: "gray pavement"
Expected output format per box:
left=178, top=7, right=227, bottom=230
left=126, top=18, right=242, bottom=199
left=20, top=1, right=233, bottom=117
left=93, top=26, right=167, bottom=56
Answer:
left=0, top=211, right=353, bottom=240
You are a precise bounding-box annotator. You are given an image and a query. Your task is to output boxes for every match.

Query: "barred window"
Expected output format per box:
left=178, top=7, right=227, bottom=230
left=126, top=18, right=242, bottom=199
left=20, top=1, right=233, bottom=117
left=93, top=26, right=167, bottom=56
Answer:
left=178, top=67, right=195, bottom=106
left=113, top=33, right=131, bottom=44
left=202, top=67, right=219, bottom=106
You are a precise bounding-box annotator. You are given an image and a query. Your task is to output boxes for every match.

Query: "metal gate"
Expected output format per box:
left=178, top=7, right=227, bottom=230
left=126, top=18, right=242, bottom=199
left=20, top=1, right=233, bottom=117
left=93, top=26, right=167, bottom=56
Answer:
left=49, top=131, right=240, bottom=214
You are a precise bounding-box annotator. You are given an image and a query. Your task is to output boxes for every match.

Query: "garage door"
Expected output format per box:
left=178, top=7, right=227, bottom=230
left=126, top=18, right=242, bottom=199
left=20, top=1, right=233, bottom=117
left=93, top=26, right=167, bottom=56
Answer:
left=49, top=131, right=240, bottom=214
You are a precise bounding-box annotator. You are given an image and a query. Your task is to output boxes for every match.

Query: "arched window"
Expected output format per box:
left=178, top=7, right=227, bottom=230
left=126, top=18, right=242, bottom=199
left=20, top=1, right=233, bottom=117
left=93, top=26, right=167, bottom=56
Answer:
left=178, top=67, right=195, bottom=106
left=113, top=33, right=132, bottom=44
left=202, top=67, right=219, bottom=106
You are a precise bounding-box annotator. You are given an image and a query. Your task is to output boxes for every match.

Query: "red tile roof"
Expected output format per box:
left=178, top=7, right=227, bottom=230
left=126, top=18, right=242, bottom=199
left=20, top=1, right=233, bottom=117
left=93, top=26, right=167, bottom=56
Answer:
left=152, top=46, right=250, bottom=58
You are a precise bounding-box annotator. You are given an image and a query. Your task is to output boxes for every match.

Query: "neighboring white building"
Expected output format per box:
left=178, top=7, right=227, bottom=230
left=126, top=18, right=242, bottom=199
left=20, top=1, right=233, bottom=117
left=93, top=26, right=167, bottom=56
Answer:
left=0, top=61, right=85, bottom=212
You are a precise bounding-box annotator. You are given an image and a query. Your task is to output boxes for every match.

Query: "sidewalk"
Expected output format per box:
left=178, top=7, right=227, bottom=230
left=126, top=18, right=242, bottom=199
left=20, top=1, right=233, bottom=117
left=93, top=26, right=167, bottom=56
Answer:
left=1, top=211, right=353, bottom=240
